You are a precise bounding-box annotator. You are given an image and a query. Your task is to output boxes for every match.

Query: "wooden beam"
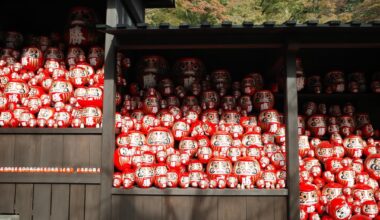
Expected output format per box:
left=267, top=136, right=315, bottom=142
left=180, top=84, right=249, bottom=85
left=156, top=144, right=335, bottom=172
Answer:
left=0, top=173, right=100, bottom=184
left=0, top=128, right=102, bottom=134
left=121, top=0, right=145, bottom=23
left=285, top=45, right=300, bottom=220
left=112, top=188, right=288, bottom=196
left=144, top=0, right=175, bottom=8
left=100, top=0, right=118, bottom=219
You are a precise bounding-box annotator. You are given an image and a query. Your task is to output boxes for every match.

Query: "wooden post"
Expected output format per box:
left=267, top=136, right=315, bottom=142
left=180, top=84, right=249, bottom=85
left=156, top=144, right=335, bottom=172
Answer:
left=285, top=44, right=300, bottom=220
left=100, top=0, right=117, bottom=219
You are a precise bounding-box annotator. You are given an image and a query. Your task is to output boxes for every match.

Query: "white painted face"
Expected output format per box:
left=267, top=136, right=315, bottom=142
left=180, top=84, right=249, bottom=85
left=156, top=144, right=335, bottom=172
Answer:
left=335, top=204, right=350, bottom=219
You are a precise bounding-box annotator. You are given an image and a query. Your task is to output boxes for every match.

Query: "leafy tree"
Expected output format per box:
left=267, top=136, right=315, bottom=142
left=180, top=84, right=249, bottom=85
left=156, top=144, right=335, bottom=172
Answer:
left=145, top=0, right=380, bottom=25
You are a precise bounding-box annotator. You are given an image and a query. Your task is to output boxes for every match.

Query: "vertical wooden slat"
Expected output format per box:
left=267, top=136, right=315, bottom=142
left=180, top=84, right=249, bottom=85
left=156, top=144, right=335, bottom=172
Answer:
left=40, top=135, right=64, bottom=167
left=0, top=135, right=15, bottom=166
left=14, top=135, right=41, bottom=166
left=246, top=197, right=278, bottom=220
left=193, top=196, right=217, bottom=220
left=85, top=185, right=100, bottom=220
left=111, top=196, right=121, bottom=220
left=63, top=135, right=90, bottom=167
left=274, top=197, right=287, bottom=220
left=14, top=184, right=33, bottom=220
left=69, top=184, right=86, bottom=220
left=32, top=184, right=51, bottom=220
left=112, top=195, right=135, bottom=220
left=0, top=184, right=15, bottom=213
left=140, top=196, right=162, bottom=220
left=162, top=196, right=196, bottom=220
left=100, top=0, right=118, bottom=219
left=51, top=184, right=70, bottom=220
left=89, top=135, right=102, bottom=167
left=218, top=196, right=246, bottom=220
left=285, top=46, right=300, bottom=220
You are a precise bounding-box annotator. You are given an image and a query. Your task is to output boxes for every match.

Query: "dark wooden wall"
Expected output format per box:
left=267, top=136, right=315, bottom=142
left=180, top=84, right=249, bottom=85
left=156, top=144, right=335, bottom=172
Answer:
left=0, top=134, right=101, bottom=220
left=112, top=195, right=287, bottom=220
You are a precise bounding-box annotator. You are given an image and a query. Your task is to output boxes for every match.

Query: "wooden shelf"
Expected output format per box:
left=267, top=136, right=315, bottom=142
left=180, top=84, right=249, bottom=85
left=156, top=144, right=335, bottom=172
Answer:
left=0, top=128, right=102, bottom=134
left=112, top=187, right=288, bottom=196
left=276, top=93, right=380, bottom=101
left=297, top=92, right=380, bottom=100
left=0, top=173, right=101, bottom=184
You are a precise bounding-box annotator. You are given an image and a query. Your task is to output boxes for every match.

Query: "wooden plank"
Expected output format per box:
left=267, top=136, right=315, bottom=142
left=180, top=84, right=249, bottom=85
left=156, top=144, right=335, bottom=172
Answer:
left=69, top=184, right=85, bottom=220
left=0, top=173, right=100, bottom=184
left=111, top=196, right=121, bottom=220
left=112, top=195, right=134, bottom=220
left=85, top=185, right=100, bottom=220
left=0, top=135, right=15, bottom=166
left=100, top=0, right=118, bottom=219
left=14, top=184, right=33, bottom=220
left=162, top=196, right=196, bottom=220
left=63, top=135, right=90, bottom=167
left=247, top=196, right=276, bottom=220
left=193, top=196, right=217, bottom=220
left=218, top=196, right=246, bottom=220
left=274, top=196, right=287, bottom=220
left=14, top=135, right=41, bottom=167
left=112, top=187, right=288, bottom=196
left=0, top=184, right=15, bottom=213
left=39, top=135, right=64, bottom=167
left=140, top=196, right=162, bottom=220
left=89, top=135, right=101, bottom=167
left=285, top=46, right=300, bottom=220
left=51, top=184, right=70, bottom=220
left=0, top=128, right=102, bottom=134
left=32, top=184, right=51, bottom=220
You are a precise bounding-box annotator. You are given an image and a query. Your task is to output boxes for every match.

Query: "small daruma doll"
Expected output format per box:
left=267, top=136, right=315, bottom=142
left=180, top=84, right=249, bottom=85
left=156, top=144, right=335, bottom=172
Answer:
left=258, top=109, right=280, bottom=133
left=364, top=154, right=380, bottom=180
left=21, top=47, right=43, bottom=71
left=206, top=157, right=232, bottom=188
left=307, top=114, right=327, bottom=137
left=338, top=115, right=355, bottom=137
left=135, top=164, right=155, bottom=188
left=211, top=69, right=231, bottom=96
left=137, top=55, right=168, bottom=89
left=49, top=80, right=74, bottom=103
left=81, top=106, right=102, bottom=127
left=4, top=79, right=29, bottom=104
left=253, top=90, right=274, bottom=111
left=299, top=183, right=320, bottom=214
left=326, top=197, right=352, bottom=220
left=324, top=70, right=345, bottom=93
left=173, top=57, right=205, bottom=90
left=343, top=135, right=364, bottom=158
left=315, top=141, right=334, bottom=162
left=233, top=157, right=261, bottom=188
left=210, top=131, right=233, bottom=156
left=146, top=127, right=174, bottom=152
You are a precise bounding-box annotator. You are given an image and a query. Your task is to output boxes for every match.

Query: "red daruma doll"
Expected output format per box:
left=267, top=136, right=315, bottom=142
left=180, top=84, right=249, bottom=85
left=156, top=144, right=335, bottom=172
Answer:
left=49, top=80, right=74, bottom=103
left=299, top=183, right=321, bottom=214
left=21, top=47, right=43, bottom=71
left=233, top=157, right=261, bottom=188
left=258, top=109, right=280, bottom=133
left=135, top=164, right=155, bottom=188
left=253, top=90, right=274, bottom=111
left=307, top=114, right=327, bottom=137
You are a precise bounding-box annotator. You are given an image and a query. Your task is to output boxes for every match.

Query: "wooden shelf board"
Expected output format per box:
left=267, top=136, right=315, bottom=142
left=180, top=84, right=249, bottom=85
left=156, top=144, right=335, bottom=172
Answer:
left=112, top=187, right=288, bottom=196
left=0, top=173, right=101, bottom=184
left=0, top=128, right=103, bottom=134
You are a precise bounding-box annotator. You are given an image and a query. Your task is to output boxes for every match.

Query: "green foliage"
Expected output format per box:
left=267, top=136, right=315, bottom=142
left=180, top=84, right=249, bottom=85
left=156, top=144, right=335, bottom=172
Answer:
left=145, top=0, right=380, bottom=25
